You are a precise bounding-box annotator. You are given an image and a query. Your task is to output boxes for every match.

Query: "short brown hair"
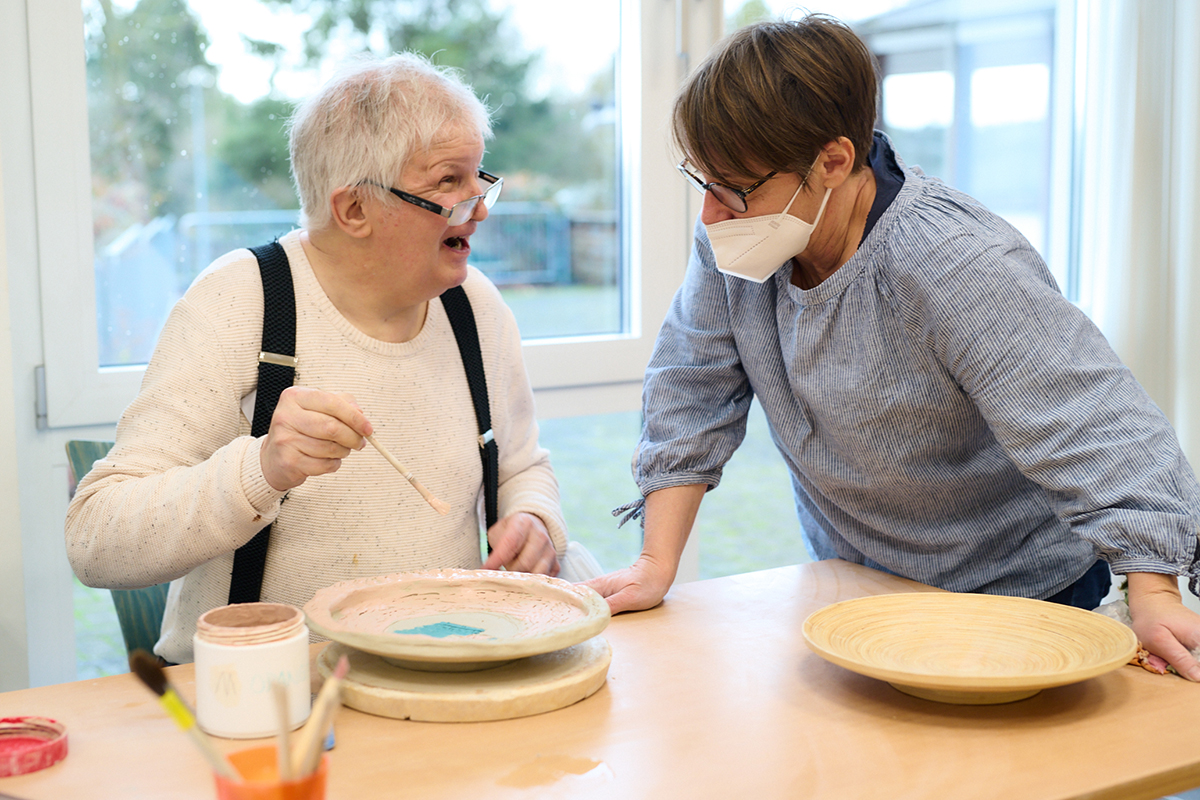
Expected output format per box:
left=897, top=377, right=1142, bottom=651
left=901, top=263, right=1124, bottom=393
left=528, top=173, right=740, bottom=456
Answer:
left=672, top=15, right=879, bottom=183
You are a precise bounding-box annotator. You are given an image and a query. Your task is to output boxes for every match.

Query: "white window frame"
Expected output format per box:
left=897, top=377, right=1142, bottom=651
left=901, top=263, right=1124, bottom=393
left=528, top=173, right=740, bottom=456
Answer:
left=30, top=0, right=722, bottom=428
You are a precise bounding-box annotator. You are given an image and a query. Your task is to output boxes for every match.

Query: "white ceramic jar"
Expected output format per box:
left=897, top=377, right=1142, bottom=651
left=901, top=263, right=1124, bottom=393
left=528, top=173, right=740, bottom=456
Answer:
left=193, top=602, right=311, bottom=739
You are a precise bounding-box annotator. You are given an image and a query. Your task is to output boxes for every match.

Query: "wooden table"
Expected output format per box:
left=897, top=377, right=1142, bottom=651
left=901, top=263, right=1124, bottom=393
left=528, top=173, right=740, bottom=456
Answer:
left=2, top=560, right=1198, bottom=799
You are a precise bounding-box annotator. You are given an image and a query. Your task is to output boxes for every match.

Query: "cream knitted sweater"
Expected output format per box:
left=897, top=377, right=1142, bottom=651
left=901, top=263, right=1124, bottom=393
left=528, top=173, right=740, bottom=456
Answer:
left=65, top=230, right=568, bottom=663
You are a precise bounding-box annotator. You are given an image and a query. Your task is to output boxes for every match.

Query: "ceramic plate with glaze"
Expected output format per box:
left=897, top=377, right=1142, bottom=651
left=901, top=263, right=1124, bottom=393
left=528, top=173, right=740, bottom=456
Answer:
left=304, top=569, right=610, bottom=671
left=803, top=592, right=1137, bottom=704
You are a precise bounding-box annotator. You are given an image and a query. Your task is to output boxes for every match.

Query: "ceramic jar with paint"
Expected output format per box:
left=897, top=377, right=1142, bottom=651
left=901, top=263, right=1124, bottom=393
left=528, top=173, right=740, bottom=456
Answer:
left=193, top=603, right=311, bottom=739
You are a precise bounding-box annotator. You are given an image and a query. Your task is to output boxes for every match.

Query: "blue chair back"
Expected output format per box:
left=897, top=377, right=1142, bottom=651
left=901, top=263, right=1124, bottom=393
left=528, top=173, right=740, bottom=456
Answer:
left=66, top=440, right=170, bottom=660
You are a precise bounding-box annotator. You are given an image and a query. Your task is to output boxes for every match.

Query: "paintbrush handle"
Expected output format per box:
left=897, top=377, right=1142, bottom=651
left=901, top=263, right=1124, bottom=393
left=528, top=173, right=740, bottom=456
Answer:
left=159, top=690, right=239, bottom=781
left=187, top=725, right=240, bottom=781
left=365, top=433, right=413, bottom=478
left=365, top=434, right=449, bottom=515
left=272, top=681, right=293, bottom=781
left=298, top=687, right=339, bottom=777
left=290, top=685, right=337, bottom=777
left=291, top=655, right=349, bottom=778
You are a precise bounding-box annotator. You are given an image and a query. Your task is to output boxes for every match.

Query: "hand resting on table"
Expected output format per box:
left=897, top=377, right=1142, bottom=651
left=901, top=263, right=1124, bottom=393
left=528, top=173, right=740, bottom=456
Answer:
left=1127, top=572, right=1200, bottom=681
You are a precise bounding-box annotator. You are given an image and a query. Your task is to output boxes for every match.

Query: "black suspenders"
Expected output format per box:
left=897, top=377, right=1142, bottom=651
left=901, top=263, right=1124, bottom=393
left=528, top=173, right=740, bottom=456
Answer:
left=228, top=242, right=295, bottom=605
left=440, top=285, right=499, bottom=536
left=227, top=241, right=496, bottom=605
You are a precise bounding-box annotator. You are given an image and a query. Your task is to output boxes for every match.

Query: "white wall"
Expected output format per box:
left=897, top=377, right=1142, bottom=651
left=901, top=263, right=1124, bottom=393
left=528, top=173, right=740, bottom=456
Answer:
left=0, top=133, right=29, bottom=690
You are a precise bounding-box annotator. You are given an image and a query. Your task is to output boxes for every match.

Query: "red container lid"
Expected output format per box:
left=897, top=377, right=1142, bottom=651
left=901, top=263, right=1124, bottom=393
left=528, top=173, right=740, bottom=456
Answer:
left=0, top=716, right=68, bottom=777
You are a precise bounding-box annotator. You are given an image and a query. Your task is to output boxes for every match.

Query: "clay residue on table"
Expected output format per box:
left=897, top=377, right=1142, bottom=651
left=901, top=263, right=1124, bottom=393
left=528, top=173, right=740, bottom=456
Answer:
left=497, top=755, right=610, bottom=788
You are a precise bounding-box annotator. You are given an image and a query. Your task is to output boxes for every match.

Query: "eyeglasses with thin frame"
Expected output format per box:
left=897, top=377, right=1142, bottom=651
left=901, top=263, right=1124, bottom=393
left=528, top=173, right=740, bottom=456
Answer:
left=677, top=159, right=776, bottom=213
left=380, top=169, right=503, bottom=226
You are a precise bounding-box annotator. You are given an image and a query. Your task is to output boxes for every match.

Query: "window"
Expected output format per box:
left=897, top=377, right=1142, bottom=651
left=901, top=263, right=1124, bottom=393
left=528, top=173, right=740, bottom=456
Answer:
left=860, top=4, right=1063, bottom=279
left=33, top=0, right=703, bottom=427
left=728, top=0, right=1074, bottom=289
left=84, top=0, right=626, bottom=368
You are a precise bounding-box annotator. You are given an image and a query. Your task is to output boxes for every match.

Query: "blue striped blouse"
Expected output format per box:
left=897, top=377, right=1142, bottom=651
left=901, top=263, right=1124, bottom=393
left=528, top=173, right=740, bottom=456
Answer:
left=635, top=140, right=1200, bottom=599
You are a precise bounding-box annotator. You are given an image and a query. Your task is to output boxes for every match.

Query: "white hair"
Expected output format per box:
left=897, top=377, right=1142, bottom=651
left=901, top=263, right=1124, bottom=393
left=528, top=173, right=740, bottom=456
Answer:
left=287, top=52, right=493, bottom=231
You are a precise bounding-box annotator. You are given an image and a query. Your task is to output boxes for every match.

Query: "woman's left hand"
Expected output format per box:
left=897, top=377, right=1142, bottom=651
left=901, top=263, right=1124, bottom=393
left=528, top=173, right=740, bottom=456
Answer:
left=483, top=512, right=559, bottom=576
left=1127, top=572, right=1200, bottom=681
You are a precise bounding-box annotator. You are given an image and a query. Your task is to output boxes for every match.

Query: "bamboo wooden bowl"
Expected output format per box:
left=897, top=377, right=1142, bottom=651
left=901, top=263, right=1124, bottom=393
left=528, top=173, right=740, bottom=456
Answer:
left=803, top=592, right=1137, bottom=704
left=304, top=569, right=610, bottom=672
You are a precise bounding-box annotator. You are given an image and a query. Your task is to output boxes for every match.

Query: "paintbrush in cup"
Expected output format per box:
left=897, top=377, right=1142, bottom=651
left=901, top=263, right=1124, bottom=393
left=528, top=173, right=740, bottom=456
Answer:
left=365, top=433, right=450, bottom=515
left=290, top=654, right=350, bottom=778
left=271, top=681, right=293, bottom=781
left=129, top=650, right=239, bottom=782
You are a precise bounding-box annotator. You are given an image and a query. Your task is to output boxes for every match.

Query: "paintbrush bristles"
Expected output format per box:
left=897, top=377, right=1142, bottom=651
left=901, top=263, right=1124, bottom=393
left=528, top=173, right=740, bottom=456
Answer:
left=130, top=650, right=168, bottom=696
left=365, top=433, right=450, bottom=515
left=409, top=477, right=451, bottom=516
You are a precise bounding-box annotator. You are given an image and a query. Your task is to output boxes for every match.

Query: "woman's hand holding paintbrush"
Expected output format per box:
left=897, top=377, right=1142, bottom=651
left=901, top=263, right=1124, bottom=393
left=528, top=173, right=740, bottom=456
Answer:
left=258, top=386, right=450, bottom=515
left=129, top=650, right=240, bottom=782
left=259, top=387, right=374, bottom=492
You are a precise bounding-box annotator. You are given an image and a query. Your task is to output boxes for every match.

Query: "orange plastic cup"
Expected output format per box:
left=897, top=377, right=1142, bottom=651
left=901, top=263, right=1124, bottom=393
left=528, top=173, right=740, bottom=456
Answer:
left=213, top=745, right=328, bottom=800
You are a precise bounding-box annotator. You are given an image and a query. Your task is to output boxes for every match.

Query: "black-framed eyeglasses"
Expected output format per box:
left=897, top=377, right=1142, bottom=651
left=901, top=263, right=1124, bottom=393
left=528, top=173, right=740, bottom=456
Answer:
left=381, top=169, right=503, bottom=226
left=677, top=159, right=776, bottom=213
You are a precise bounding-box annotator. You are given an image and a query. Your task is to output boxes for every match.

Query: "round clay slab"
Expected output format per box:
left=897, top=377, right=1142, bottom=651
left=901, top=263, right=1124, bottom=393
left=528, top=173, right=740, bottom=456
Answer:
left=317, top=638, right=611, bottom=722
left=304, top=569, right=610, bottom=670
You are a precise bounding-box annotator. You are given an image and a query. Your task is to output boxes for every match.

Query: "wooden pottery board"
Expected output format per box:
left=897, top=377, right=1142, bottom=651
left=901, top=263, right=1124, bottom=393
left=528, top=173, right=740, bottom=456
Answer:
left=317, top=637, right=611, bottom=722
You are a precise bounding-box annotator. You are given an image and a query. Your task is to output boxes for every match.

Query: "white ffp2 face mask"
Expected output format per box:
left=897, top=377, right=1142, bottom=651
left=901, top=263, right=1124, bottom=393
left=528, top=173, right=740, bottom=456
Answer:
left=705, top=182, right=832, bottom=283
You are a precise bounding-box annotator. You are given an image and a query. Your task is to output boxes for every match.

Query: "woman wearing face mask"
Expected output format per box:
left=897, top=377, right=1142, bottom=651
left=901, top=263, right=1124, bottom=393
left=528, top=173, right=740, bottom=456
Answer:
left=585, top=15, right=1200, bottom=678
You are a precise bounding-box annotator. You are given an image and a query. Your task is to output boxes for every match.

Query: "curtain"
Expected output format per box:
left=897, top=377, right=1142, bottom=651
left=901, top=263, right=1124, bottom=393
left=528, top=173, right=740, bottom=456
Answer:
left=1074, top=0, right=1200, bottom=464
left=1168, top=1, right=1200, bottom=468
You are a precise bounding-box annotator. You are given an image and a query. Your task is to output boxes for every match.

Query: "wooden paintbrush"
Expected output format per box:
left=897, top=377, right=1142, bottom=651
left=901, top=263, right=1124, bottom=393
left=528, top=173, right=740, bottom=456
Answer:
left=365, top=433, right=450, bottom=515
left=271, top=680, right=293, bottom=781
left=290, top=654, right=350, bottom=778
left=128, top=650, right=239, bottom=781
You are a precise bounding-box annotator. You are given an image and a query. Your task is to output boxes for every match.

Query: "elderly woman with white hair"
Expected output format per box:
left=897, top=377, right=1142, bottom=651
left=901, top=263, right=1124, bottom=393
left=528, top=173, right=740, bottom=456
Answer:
left=65, top=54, right=569, bottom=665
